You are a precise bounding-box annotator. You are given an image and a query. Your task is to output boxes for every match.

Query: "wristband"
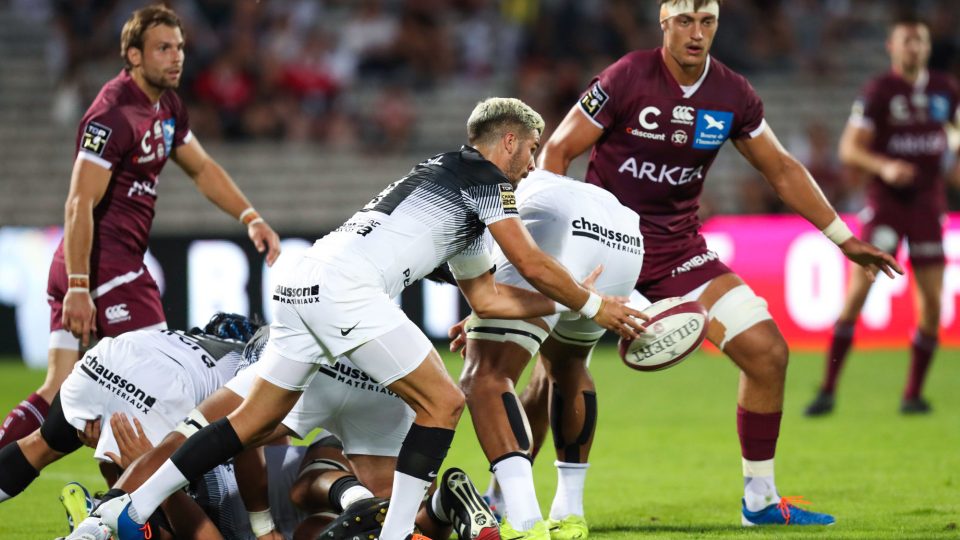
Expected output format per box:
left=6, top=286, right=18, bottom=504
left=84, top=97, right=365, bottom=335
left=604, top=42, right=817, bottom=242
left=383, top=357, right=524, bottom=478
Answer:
left=249, top=509, right=275, bottom=537
left=578, top=292, right=603, bottom=319
left=68, top=274, right=89, bottom=289
left=239, top=207, right=261, bottom=226
left=67, top=287, right=91, bottom=294
left=821, top=216, right=854, bottom=245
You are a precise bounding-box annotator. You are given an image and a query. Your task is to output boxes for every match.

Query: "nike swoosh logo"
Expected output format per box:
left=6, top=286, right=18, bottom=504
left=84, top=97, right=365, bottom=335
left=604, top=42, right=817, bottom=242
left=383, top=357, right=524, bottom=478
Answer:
left=340, top=322, right=360, bottom=336
left=428, top=471, right=438, bottom=478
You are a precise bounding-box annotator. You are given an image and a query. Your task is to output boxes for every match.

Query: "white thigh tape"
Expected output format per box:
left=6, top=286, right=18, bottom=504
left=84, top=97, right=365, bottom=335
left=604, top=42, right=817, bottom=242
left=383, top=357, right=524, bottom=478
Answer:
left=299, top=458, right=350, bottom=479
left=465, top=316, right=549, bottom=357
left=173, top=408, right=209, bottom=438
left=708, top=285, right=772, bottom=350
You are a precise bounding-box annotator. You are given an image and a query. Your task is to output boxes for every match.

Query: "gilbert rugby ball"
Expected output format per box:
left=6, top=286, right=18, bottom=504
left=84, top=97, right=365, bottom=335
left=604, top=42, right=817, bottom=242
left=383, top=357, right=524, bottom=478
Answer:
left=619, top=297, right=708, bottom=371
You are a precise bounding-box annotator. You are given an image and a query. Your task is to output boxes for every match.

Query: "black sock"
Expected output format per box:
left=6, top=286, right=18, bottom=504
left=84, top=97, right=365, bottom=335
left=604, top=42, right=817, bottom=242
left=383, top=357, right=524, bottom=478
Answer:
left=0, top=443, right=39, bottom=500
left=395, top=424, right=455, bottom=482
left=169, top=418, right=244, bottom=481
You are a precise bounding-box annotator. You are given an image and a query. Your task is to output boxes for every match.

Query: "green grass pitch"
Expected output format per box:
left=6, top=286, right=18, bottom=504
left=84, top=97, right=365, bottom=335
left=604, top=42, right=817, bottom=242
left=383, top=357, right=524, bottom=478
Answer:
left=0, top=347, right=957, bottom=539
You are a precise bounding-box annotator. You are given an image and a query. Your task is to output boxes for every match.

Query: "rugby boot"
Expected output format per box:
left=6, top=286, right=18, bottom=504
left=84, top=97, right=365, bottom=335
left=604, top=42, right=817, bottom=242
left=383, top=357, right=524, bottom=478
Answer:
left=741, top=496, right=835, bottom=526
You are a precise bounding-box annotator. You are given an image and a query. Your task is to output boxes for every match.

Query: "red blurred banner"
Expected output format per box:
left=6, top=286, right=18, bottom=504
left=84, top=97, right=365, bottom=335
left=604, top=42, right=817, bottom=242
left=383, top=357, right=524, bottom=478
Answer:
left=700, top=213, right=960, bottom=350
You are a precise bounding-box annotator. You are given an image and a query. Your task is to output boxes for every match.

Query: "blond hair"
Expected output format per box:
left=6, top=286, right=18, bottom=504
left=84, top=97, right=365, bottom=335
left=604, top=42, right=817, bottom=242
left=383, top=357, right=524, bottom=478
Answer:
left=467, top=98, right=545, bottom=146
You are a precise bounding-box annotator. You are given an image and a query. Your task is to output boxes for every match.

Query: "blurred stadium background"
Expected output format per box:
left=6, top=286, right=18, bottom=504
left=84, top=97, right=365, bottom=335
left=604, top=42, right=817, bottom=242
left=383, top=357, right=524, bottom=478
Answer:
left=0, top=2, right=958, bottom=539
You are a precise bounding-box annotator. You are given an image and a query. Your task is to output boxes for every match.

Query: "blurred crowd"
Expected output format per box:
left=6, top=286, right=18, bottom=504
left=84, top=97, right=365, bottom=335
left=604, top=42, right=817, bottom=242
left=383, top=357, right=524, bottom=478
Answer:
left=10, top=0, right=960, bottom=212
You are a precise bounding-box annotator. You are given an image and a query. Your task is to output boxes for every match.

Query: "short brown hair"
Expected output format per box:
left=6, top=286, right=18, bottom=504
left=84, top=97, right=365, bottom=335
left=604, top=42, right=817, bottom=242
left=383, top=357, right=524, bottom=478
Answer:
left=889, top=12, right=928, bottom=33
left=659, top=0, right=723, bottom=11
left=120, top=5, right=183, bottom=70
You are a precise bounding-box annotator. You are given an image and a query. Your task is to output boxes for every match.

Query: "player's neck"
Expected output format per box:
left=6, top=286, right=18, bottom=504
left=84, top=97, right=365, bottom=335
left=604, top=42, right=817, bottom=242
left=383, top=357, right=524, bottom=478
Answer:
left=661, top=47, right=706, bottom=87
left=130, top=69, right=165, bottom=104
left=893, top=65, right=925, bottom=85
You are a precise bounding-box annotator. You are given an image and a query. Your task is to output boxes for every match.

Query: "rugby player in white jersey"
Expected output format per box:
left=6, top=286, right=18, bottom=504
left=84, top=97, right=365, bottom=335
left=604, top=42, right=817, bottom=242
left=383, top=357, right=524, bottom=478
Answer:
left=445, top=169, right=645, bottom=540
left=84, top=98, right=646, bottom=540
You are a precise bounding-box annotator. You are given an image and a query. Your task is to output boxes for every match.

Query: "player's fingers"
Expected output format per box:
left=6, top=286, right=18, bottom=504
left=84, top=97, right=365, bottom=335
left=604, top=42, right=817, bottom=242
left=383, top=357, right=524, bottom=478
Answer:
left=132, top=417, right=147, bottom=438
left=104, top=451, right=121, bottom=466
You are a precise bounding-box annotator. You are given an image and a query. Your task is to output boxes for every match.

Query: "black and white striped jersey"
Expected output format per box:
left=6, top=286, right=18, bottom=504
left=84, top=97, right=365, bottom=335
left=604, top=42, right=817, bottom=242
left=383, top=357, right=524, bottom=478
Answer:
left=308, top=146, right=520, bottom=297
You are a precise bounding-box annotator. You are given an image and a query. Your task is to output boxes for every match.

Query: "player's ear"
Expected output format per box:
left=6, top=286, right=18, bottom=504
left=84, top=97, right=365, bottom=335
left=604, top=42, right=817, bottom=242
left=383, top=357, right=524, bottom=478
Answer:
left=126, top=46, right=142, bottom=69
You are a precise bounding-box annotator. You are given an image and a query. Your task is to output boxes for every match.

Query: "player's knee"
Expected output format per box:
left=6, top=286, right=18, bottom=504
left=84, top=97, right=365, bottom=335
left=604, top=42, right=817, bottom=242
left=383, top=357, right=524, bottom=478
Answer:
left=767, top=335, right=789, bottom=375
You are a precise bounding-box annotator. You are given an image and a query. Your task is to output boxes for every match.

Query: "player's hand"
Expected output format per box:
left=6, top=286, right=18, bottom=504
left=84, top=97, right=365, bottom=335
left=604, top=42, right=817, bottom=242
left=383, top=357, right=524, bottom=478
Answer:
left=592, top=296, right=649, bottom=339
left=580, top=265, right=604, bottom=292
left=448, top=317, right=469, bottom=356
left=77, top=417, right=101, bottom=448
left=839, top=237, right=904, bottom=281
left=879, top=159, right=915, bottom=187
left=256, top=531, right=284, bottom=540
left=104, top=413, right=153, bottom=469
left=63, top=289, right=97, bottom=347
left=249, top=220, right=281, bottom=267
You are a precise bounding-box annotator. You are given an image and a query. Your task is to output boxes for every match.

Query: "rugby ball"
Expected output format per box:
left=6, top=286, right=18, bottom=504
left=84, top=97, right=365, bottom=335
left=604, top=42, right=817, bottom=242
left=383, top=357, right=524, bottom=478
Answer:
left=619, top=297, right=708, bottom=371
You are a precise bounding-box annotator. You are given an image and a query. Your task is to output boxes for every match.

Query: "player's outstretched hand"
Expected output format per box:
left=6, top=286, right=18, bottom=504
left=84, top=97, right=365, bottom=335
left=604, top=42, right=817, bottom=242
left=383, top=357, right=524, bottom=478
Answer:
left=256, top=530, right=285, bottom=540
left=104, top=413, right=153, bottom=469
left=249, top=220, right=281, bottom=267
left=839, top=237, right=904, bottom=281
left=63, top=289, right=97, bottom=347
left=592, top=296, right=649, bottom=339
left=581, top=265, right=604, bottom=292
left=448, top=317, right=468, bottom=356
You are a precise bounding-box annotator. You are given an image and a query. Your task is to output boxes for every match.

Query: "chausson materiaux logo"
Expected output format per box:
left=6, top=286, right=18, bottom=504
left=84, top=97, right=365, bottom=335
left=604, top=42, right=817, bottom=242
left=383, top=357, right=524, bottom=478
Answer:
left=80, top=354, right=157, bottom=412
left=570, top=217, right=643, bottom=255
left=273, top=284, right=321, bottom=305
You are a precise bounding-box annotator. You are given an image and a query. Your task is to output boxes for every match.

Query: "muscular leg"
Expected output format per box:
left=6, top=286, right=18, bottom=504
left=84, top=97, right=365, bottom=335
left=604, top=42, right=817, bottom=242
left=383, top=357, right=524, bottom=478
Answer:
left=902, top=263, right=943, bottom=407
left=0, top=348, right=76, bottom=448
left=815, top=264, right=874, bottom=405
left=539, top=337, right=595, bottom=523
left=519, top=358, right=552, bottom=459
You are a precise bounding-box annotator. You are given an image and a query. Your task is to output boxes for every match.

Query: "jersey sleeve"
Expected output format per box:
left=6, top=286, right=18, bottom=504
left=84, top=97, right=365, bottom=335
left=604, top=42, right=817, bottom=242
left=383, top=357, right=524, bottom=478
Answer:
left=849, top=79, right=883, bottom=131
left=464, top=182, right=520, bottom=226
left=577, top=55, right=632, bottom=130
left=77, top=109, right=134, bottom=170
left=733, top=77, right=766, bottom=139
left=448, top=236, right=494, bottom=280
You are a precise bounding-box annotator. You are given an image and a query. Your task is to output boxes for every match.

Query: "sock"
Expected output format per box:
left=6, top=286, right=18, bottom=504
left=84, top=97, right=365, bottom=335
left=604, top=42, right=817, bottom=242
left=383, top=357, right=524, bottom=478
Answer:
left=0, top=393, right=50, bottom=449
left=822, top=322, right=855, bottom=394
left=482, top=475, right=503, bottom=515
left=492, top=454, right=541, bottom=531
left=742, top=458, right=778, bottom=511
left=131, top=418, right=243, bottom=521
left=549, top=461, right=589, bottom=520
left=380, top=424, right=454, bottom=540
left=328, top=476, right=373, bottom=512
left=430, top=489, right=450, bottom=524
left=904, top=330, right=937, bottom=400
left=0, top=443, right=39, bottom=501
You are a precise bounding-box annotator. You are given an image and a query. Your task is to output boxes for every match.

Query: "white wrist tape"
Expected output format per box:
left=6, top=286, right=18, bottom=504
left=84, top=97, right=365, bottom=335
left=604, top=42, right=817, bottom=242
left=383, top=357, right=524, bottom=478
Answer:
left=239, top=207, right=257, bottom=222
left=249, top=509, right=275, bottom=537
left=67, top=287, right=91, bottom=294
left=578, top=292, right=603, bottom=319
left=821, top=216, right=854, bottom=245
left=448, top=251, right=494, bottom=280
left=247, top=217, right=265, bottom=226
left=67, top=274, right=89, bottom=279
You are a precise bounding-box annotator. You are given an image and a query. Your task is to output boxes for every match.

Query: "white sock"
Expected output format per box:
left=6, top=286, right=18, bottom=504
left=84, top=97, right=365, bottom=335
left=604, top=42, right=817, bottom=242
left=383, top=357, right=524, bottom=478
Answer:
left=129, top=459, right=190, bottom=523
left=379, top=471, right=429, bottom=540
left=0, top=487, right=10, bottom=502
left=430, top=490, right=449, bottom=523
left=549, top=461, right=589, bottom=520
left=742, top=458, right=779, bottom=512
left=340, top=484, right=374, bottom=511
left=492, top=455, right=542, bottom=531
left=483, top=475, right=503, bottom=508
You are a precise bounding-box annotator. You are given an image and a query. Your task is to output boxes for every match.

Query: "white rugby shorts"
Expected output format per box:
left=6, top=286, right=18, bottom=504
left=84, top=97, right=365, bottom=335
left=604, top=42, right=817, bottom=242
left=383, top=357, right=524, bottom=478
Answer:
left=59, top=337, right=196, bottom=462
left=227, top=358, right=414, bottom=457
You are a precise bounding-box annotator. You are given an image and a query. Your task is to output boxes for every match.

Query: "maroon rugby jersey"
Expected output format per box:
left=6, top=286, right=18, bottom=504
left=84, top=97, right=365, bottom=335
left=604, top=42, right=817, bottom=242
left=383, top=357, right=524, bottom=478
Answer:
left=850, top=70, right=959, bottom=211
left=55, top=70, right=191, bottom=265
left=578, top=48, right=765, bottom=279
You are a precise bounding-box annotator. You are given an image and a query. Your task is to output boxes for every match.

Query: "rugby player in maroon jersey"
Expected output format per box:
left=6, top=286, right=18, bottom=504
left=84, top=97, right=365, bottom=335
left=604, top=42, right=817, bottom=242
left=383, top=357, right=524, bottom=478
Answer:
left=506, top=0, right=902, bottom=529
left=806, top=15, right=960, bottom=417
left=0, top=6, right=280, bottom=449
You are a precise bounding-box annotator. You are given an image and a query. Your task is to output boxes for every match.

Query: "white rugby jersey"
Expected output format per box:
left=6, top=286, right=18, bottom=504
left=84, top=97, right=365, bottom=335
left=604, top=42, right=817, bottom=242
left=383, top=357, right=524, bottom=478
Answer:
left=123, top=329, right=244, bottom=406
left=307, top=146, right=519, bottom=297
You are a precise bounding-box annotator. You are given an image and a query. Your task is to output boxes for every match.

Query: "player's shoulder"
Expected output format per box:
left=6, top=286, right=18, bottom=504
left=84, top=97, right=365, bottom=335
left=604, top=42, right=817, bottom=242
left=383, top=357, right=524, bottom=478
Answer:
left=420, top=146, right=509, bottom=187
left=706, top=56, right=757, bottom=94
left=927, top=69, right=960, bottom=93
left=604, top=48, right=661, bottom=80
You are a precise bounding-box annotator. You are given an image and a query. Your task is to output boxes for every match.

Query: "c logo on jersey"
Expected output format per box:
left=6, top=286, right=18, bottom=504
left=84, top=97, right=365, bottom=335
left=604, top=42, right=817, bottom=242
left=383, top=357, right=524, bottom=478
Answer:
left=81, top=122, right=112, bottom=156
left=692, top=110, right=733, bottom=149
left=580, top=83, right=609, bottom=118
left=639, top=106, right=661, bottom=130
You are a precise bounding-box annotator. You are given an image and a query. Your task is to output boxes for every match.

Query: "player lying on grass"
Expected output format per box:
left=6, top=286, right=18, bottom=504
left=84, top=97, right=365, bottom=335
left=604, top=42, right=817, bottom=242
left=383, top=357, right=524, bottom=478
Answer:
left=68, top=322, right=499, bottom=540
left=446, top=169, right=646, bottom=540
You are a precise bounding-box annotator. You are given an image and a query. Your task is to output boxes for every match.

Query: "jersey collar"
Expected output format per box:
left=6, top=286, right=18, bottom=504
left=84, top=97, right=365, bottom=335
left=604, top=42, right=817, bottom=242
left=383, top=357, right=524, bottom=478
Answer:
left=659, top=49, right=712, bottom=99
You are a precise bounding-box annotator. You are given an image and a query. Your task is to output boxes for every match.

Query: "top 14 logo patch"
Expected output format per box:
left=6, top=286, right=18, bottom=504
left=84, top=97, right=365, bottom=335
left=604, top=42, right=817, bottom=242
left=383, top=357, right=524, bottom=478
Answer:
left=81, top=121, right=112, bottom=156
left=692, top=109, right=733, bottom=150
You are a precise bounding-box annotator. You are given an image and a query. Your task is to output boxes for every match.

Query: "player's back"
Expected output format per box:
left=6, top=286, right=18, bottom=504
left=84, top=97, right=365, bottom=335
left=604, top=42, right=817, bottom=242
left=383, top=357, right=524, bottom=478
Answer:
left=306, top=146, right=518, bottom=298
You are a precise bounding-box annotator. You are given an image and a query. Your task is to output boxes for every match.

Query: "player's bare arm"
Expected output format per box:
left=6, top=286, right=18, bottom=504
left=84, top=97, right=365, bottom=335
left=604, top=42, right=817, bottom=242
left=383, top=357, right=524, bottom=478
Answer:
left=839, top=122, right=916, bottom=186
left=538, top=106, right=604, bottom=174
left=172, top=138, right=281, bottom=266
left=487, top=217, right=645, bottom=338
left=733, top=126, right=903, bottom=280
left=62, top=157, right=112, bottom=346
